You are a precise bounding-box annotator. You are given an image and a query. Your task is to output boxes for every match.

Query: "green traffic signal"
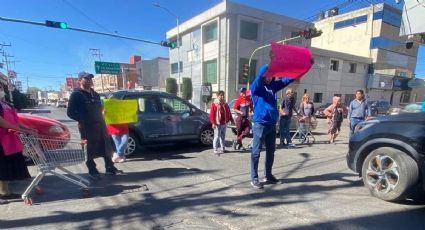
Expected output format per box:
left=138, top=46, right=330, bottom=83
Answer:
left=59, top=22, right=68, bottom=29
left=45, top=20, right=68, bottom=29
left=169, top=41, right=177, bottom=49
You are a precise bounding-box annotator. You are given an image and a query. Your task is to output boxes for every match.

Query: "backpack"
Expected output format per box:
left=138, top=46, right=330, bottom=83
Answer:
left=333, top=107, right=344, bottom=122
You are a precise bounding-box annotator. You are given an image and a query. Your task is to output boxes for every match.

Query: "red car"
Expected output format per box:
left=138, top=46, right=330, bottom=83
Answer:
left=17, top=113, right=71, bottom=149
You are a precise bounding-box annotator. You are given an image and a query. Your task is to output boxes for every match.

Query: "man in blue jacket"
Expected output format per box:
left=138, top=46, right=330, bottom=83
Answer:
left=249, top=57, right=294, bottom=189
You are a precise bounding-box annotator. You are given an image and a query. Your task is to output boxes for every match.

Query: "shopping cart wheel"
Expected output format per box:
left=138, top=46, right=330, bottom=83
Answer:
left=35, top=186, right=44, bottom=194
left=24, top=197, right=33, bottom=206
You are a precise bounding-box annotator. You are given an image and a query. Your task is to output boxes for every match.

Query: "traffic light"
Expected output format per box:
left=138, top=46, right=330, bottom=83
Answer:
left=298, top=28, right=322, bottom=39
left=242, top=64, right=249, bottom=77
left=160, top=40, right=178, bottom=49
left=45, top=20, right=68, bottom=29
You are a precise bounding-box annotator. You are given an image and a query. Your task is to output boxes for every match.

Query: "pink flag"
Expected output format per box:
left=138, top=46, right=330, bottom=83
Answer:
left=264, top=43, right=313, bottom=79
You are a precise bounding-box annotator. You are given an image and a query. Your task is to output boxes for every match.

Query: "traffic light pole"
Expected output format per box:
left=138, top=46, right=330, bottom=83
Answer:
left=0, top=16, right=161, bottom=46
left=247, top=35, right=301, bottom=71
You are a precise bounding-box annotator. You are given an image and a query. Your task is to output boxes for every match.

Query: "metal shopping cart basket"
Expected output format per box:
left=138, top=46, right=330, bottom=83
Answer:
left=291, top=116, right=316, bottom=144
left=17, top=132, right=90, bottom=205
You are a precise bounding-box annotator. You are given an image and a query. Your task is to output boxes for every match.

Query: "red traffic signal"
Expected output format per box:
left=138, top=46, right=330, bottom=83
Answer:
left=243, top=64, right=249, bottom=76
left=298, top=28, right=322, bottom=39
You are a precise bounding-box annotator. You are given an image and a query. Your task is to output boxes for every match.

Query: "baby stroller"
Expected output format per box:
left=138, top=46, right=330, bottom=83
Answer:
left=291, top=115, right=315, bottom=144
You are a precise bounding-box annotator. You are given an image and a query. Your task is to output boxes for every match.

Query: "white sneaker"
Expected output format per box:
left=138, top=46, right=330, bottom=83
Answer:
left=111, top=153, right=119, bottom=162
left=115, top=156, right=126, bottom=163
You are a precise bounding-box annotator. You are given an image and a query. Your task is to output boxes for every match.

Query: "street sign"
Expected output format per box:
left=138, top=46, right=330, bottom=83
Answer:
left=201, top=85, right=212, bottom=96
left=94, top=61, right=122, bottom=75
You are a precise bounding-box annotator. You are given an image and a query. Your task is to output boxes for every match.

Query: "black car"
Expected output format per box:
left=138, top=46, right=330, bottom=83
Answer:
left=346, top=112, right=425, bottom=201
left=108, top=90, right=214, bottom=156
left=367, top=100, right=391, bottom=116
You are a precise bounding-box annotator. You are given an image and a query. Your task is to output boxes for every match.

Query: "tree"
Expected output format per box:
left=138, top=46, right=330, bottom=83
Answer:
left=27, top=87, right=41, bottom=95
left=166, top=78, right=178, bottom=95
left=181, top=77, right=192, bottom=100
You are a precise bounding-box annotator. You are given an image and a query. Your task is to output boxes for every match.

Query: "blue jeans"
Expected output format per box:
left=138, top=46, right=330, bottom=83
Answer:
left=349, top=117, right=365, bottom=138
left=112, top=134, right=129, bottom=157
left=213, top=125, right=227, bottom=151
left=250, top=123, right=276, bottom=181
left=279, top=116, right=292, bottom=145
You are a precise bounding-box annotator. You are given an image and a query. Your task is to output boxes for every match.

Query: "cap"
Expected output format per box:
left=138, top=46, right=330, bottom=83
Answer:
left=78, top=72, right=94, bottom=80
left=239, top=87, right=247, bottom=93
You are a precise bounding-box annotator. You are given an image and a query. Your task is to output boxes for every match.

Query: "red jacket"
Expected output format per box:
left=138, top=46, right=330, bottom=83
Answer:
left=209, top=100, right=233, bottom=125
left=233, top=96, right=253, bottom=116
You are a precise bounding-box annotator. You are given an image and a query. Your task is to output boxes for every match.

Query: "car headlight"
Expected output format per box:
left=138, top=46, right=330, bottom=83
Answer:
left=48, top=125, right=65, bottom=133
left=354, top=120, right=380, bottom=134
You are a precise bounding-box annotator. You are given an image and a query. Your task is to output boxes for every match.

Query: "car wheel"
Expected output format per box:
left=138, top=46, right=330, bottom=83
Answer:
left=124, top=132, right=140, bottom=157
left=361, top=147, right=419, bottom=201
left=199, top=126, right=214, bottom=146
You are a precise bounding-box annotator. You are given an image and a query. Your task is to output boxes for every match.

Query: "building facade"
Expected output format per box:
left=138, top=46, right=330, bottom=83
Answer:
left=136, top=57, right=170, bottom=90
left=166, top=1, right=311, bottom=109
left=312, top=3, right=420, bottom=105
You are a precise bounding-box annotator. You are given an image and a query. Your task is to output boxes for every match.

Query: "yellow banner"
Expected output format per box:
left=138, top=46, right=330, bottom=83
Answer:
left=103, top=99, right=138, bottom=125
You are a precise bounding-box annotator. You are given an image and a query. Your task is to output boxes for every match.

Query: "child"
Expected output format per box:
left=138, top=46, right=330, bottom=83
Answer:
left=209, top=91, right=234, bottom=155
left=107, top=123, right=129, bottom=163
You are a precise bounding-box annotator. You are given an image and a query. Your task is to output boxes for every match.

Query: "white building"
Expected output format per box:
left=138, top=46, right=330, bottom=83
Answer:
left=312, top=3, right=420, bottom=105
left=166, top=1, right=311, bottom=109
left=293, top=47, right=372, bottom=106
left=136, top=57, right=170, bottom=90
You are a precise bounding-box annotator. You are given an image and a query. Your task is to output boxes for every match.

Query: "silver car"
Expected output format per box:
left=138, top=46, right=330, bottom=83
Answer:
left=108, top=91, right=214, bottom=156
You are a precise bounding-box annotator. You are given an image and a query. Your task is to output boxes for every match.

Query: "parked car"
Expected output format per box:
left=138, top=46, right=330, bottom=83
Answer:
left=346, top=112, right=425, bottom=201
left=56, top=100, right=67, bottom=108
left=107, top=90, right=214, bottom=156
left=367, top=100, right=391, bottom=116
left=227, top=99, right=317, bottom=134
left=315, top=103, right=348, bottom=118
left=17, top=113, right=71, bottom=150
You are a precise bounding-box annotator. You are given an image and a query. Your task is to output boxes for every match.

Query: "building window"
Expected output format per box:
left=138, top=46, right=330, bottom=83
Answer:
left=204, top=22, right=217, bottom=43
left=290, top=32, right=302, bottom=44
left=334, top=15, right=368, bottom=29
left=204, top=59, right=217, bottom=84
left=313, top=93, right=323, bottom=103
left=400, top=91, right=410, bottom=103
left=171, top=62, right=183, bottom=74
left=345, top=94, right=355, bottom=105
left=240, top=20, right=259, bottom=41
left=238, top=58, right=257, bottom=85
left=349, top=63, right=357, bottom=73
left=330, top=60, right=339, bottom=71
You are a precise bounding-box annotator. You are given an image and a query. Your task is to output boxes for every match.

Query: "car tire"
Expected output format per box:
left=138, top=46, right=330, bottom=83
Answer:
left=199, top=126, right=214, bottom=146
left=124, top=132, right=140, bottom=157
left=361, top=147, right=419, bottom=201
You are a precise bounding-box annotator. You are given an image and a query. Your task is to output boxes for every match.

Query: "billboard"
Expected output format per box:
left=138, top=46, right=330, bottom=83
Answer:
left=66, top=77, right=80, bottom=89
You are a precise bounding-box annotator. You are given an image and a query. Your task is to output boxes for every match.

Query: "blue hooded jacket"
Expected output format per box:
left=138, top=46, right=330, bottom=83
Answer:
left=250, top=64, right=294, bottom=125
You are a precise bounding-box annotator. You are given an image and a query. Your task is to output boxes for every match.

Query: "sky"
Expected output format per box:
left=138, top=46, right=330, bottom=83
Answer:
left=0, top=0, right=423, bottom=91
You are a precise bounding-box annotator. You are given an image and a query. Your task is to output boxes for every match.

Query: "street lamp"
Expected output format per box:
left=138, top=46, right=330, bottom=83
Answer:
left=153, top=3, right=181, bottom=95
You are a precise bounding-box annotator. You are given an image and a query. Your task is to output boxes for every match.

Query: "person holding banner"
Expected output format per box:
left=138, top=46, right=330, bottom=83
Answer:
left=249, top=51, right=296, bottom=189
left=67, top=72, right=123, bottom=181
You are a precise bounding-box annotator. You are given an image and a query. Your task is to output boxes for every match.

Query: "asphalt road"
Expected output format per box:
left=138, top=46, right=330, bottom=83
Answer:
left=1, top=106, right=424, bottom=230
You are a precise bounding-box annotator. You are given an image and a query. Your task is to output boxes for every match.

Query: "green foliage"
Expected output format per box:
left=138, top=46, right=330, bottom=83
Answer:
left=181, top=78, right=192, bottom=100
left=166, top=78, right=178, bottom=95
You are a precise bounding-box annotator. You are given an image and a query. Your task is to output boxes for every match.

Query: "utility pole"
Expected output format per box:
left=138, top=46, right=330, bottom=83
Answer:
left=1, top=43, right=14, bottom=102
left=89, top=48, right=104, bottom=92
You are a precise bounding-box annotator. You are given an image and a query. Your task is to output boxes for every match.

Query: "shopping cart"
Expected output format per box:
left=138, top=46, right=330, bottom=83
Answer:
left=17, top=132, right=90, bottom=205
left=291, top=116, right=316, bottom=144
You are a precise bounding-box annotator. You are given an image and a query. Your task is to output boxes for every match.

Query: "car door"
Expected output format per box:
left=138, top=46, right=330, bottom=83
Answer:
left=158, top=96, right=199, bottom=140
left=124, top=94, right=166, bottom=140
